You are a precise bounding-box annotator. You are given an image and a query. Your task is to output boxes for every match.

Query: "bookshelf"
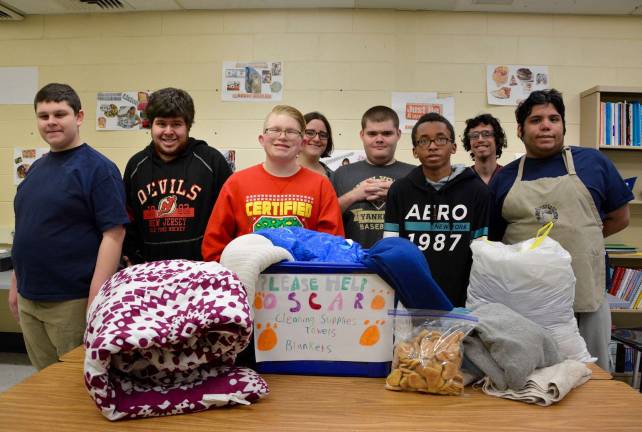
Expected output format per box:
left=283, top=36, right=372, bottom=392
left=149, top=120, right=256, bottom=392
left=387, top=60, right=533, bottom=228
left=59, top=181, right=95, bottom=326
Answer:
left=581, top=86, right=642, bottom=329
left=580, top=86, right=642, bottom=252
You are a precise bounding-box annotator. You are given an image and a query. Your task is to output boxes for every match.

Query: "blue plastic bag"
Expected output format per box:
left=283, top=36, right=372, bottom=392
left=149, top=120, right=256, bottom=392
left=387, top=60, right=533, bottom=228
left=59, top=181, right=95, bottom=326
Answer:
left=255, top=227, right=365, bottom=263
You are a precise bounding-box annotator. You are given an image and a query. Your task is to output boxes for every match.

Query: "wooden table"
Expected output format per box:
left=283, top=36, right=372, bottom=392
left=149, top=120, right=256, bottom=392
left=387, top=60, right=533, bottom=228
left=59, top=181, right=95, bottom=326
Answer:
left=1, top=348, right=640, bottom=431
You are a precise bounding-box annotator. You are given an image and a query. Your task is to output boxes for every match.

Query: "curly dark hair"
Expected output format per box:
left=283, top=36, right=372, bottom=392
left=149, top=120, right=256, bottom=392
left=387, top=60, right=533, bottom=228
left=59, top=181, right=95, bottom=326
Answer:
left=462, top=114, right=507, bottom=161
left=145, top=87, right=195, bottom=129
left=304, top=111, right=334, bottom=158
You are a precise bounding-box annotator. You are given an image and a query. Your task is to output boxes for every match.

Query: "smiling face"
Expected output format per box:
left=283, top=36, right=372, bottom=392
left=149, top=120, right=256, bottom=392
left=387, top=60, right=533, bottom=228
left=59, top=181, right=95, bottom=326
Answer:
left=36, top=101, right=84, bottom=152
left=301, top=118, right=328, bottom=160
left=360, top=119, right=401, bottom=166
left=259, top=113, right=303, bottom=163
left=518, top=103, right=565, bottom=158
left=468, top=123, right=497, bottom=162
left=151, top=116, right=189, bottom=161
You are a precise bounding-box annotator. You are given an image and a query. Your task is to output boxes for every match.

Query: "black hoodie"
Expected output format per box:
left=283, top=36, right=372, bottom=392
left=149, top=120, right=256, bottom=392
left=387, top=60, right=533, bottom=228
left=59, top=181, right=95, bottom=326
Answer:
left=383, top=165, right=489, bottom=306
left=123, top=138, right=232, bottom=263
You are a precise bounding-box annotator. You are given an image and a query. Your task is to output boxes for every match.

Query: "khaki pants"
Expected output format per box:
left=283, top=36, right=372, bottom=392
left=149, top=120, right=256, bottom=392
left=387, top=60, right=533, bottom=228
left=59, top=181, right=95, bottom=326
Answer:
left=17, top=294, right=87, bottom=370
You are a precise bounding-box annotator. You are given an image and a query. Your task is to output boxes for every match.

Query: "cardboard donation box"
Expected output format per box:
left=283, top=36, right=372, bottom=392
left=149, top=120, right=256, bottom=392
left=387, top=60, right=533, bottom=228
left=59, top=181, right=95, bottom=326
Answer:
left=254, top=262, right=394, bottom=377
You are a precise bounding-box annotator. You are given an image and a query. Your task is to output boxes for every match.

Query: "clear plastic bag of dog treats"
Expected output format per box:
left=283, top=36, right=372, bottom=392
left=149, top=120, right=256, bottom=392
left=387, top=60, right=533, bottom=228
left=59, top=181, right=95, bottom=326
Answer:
left=385, top=309, right=478, bottom=395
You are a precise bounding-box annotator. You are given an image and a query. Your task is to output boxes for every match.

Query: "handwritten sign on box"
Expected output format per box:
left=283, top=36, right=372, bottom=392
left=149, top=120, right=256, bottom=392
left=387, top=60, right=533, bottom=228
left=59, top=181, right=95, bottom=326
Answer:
left=253, top=272, right=394, bottom=363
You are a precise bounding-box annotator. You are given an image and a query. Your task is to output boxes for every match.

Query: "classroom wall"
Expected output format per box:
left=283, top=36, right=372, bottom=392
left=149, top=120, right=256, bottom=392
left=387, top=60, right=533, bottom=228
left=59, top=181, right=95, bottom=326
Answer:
left=1, top=9, right=642, bottom=242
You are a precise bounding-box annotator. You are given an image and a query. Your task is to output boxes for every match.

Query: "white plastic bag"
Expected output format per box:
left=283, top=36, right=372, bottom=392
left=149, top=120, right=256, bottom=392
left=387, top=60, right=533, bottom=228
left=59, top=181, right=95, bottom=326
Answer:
left=466, top=225, right=593, bottom=362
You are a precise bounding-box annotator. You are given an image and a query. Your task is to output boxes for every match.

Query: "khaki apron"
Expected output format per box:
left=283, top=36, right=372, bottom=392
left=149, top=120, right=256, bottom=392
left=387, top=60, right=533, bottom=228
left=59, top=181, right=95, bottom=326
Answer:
left=502, top=147, right=605, bottom=312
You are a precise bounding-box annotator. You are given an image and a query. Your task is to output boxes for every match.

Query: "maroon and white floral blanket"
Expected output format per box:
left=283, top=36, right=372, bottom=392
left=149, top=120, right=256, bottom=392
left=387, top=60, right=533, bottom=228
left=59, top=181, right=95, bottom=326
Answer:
left=83, top=260, right=269, bottom=421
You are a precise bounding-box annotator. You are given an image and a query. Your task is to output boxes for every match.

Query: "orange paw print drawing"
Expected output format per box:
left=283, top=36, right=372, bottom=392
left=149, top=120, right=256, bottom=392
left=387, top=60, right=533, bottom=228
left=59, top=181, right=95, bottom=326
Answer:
left=359, top=319, right=385, bottom=346
left=256, top=322, right=278, bottom=351
left=254, top=292, right=265, bottom=309
left=370, top=288, right=389, bottom=310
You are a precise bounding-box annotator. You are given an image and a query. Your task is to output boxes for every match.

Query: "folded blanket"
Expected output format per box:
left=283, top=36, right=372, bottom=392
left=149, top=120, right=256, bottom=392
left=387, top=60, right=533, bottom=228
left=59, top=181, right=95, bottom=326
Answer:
left=463, top=303, right=563, bottom=391
left=479, top=359, right=592, bottom=406
left=84, top=260, right=269, bottom=421
left=220, top=234, right=294, bottom=301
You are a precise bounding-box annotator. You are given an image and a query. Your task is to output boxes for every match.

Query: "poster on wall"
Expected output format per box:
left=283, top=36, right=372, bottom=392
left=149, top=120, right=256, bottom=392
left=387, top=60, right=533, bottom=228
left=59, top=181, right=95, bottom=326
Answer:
left=222, top=61, right=283, bottom=102
left=0, top=67, right=38, bottom=104
left=391, top=92, right=455, bottom=133
left=253, top=272, right=394, bottom=362
left=96, top=91, right=151, bottom=130
left=219, top=149, right=236, bottom=172
left=321, top=150, right=367, bottom=171
left=13, top=148, right=48, bottom=185
left=487, top=65, right=550, bottom=106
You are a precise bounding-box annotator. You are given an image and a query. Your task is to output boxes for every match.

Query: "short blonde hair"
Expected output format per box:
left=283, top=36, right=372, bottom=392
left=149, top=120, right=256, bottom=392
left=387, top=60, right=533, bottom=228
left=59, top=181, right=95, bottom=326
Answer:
left=263, top=105, right=306, bottom=132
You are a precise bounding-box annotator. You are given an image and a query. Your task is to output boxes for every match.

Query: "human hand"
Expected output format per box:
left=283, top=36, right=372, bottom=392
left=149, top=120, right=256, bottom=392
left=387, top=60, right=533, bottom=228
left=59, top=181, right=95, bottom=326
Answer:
left=365, top=179, right=393, bottom=202
left=9, top=272, right=19, bottom=322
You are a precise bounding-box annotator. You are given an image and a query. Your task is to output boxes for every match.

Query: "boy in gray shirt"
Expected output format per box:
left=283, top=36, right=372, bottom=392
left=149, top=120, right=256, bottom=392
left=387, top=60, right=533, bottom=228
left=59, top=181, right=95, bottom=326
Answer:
left=333, top=106, right=413, bottom=248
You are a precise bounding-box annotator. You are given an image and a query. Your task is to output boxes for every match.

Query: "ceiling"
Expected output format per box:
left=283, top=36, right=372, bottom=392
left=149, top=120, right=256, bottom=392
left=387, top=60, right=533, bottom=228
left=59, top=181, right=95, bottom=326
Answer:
left=1, top=0, right=642, bottom=21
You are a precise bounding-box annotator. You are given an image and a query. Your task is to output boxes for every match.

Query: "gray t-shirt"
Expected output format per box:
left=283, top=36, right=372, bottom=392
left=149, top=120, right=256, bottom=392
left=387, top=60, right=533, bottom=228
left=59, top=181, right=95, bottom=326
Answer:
left=333, top=160, right=414, bottom=248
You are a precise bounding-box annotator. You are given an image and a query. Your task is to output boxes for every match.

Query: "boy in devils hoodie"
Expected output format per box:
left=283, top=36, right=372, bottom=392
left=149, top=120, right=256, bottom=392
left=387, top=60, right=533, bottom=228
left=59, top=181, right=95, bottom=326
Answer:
left=123, top=88, right=232, bottom=263
left=383, top=112, right=489, bottom=306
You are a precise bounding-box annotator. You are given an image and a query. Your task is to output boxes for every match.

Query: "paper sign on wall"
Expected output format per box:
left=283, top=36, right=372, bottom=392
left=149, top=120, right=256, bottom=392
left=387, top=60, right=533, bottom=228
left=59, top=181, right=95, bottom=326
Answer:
left=0, top=67, right=38, bottom=104
left=321, top=150, right=367, bottom=171
left=487, top=64, right=550, bottom=106
left=222, top=61, right=283, bottom=102
left=253, top=273, right=394, bottom=362
left=392, top=92, right=454, bottom=133
left=96, top=91, right=150, bottom=130
left=219, top=149, right=237, bottom=172
left=13, top=148, right=48, bottom=186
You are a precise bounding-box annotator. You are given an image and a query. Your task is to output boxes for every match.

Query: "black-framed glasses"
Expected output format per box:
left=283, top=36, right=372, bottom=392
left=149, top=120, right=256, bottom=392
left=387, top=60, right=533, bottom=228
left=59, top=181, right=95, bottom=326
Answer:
left=416, top=136, right=452, bottom=148
left=304, top=129, right=329, bottom=140
left=264, top=127, right=302, bottom=139
left=468, top=130, right=494, bottom=141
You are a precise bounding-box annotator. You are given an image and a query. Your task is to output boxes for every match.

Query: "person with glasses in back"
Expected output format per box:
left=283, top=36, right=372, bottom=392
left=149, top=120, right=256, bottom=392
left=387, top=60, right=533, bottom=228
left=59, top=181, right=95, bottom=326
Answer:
left=462, top=113, right=507, bottom=184
left=383, top=112, right=489, bottom=306
left=332, top=106, right=414, bottom=248
left=201, top=105, right=345, bottom=262
left=299, top=111, right=335, bottom=179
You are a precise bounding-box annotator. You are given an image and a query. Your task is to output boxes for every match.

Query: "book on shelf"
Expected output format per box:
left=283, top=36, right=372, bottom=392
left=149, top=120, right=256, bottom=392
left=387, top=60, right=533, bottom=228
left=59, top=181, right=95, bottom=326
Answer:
left=606, top=243, right=638, bottom=254
left=607, top=292, right=630, bottom=309
left=609, top=266, right=642, bottom=309
left=599, top=100, right=642, bottom=147
left=612, top=340, right=636, bottom=373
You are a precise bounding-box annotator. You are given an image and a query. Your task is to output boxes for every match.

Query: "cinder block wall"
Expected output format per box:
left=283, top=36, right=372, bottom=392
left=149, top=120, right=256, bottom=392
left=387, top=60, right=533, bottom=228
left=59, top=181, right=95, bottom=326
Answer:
left=1, top=9, right=642, bottom=241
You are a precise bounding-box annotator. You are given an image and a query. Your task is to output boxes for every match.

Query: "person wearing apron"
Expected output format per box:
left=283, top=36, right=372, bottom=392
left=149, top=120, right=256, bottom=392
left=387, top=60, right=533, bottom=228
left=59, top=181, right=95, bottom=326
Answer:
left=488, top=89, right=633, bottom=370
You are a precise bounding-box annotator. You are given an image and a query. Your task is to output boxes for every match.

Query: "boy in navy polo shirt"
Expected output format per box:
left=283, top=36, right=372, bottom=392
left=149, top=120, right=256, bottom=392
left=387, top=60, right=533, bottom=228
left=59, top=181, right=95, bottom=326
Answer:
left=9, top=83, right=128, bottom=370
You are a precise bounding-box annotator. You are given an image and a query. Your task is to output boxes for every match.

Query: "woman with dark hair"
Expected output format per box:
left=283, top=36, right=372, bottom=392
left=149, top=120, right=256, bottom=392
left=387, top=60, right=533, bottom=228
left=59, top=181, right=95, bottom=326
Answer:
left=299, top=111, right=334, bottom=178
left=462, top=113, right=507, bottom=184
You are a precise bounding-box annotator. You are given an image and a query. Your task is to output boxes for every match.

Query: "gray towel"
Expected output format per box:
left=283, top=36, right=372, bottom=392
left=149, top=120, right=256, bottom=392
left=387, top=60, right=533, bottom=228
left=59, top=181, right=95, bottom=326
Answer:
left=463, top=303, right=563, bottom=391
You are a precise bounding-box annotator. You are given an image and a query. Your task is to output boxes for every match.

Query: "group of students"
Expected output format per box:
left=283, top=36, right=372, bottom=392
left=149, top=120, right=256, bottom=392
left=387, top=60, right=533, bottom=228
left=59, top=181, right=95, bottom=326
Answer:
left=9, top=82, right=634, bottom=372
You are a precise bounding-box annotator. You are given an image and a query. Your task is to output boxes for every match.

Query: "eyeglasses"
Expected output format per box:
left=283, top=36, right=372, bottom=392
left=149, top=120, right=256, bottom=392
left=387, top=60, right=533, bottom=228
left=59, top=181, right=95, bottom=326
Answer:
left=304, top=129, right=329, bottom=140
left=468, top=130, right=494, bottom=141
left=264, top=128, right=302, bottom=139
left=416, top=136, right=453, bottom=148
